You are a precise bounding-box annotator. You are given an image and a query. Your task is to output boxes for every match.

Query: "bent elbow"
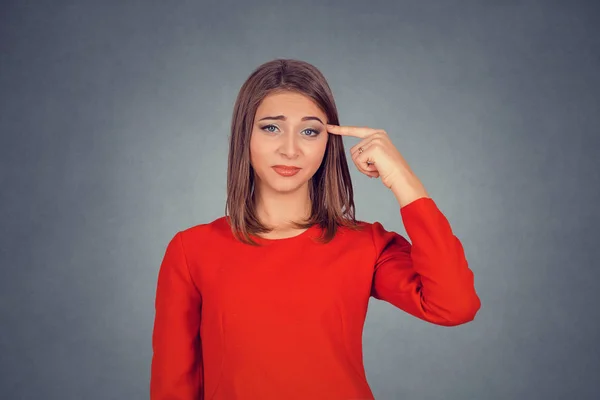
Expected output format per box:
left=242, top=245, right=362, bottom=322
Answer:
left=423, top=291, right=481, bottom=327
left=444, top=293, right=481, bottom=326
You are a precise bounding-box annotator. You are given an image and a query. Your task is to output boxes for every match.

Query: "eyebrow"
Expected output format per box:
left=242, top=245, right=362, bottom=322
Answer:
left=258, top=115, right=325, bottom=125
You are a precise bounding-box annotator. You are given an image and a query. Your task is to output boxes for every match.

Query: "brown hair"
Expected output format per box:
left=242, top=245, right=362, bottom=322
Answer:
left=225, top=58, right=363, bottom=246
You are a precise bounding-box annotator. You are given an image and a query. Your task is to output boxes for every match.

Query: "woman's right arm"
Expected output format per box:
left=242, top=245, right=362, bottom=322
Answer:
left=150, top=231, right=203, bottom=399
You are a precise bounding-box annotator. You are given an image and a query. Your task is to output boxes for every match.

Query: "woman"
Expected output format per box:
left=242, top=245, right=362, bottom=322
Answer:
left=150, top=59, right=481, bottom=400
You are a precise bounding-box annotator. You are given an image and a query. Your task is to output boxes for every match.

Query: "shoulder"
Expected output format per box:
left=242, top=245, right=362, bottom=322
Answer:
left=157, top=216, right=233, bottom=275
left=180, top=215, right=229, bottom=238
left=168, top=215, right=231, bottom=252
left=346, top=218, right=410, bottom=251
left=336, top=219, right=385, bottom=237
left=331, top=220, right=407, bottom=263
left=333, top=219, right=375, bottom=245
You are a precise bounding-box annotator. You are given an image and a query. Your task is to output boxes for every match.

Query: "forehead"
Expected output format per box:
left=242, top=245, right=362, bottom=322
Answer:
left=256, top=91, right=325, bottom=118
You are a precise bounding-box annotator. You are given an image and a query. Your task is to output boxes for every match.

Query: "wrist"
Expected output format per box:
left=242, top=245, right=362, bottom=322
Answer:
left=390, top=175, right=429, bottom=208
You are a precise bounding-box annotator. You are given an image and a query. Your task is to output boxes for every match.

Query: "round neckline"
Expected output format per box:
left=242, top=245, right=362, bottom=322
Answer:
left=251, top=223, right=321, bottom=245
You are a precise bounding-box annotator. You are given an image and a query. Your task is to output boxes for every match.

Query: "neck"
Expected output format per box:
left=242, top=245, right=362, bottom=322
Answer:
left=253, top=183, right=311, bottom=230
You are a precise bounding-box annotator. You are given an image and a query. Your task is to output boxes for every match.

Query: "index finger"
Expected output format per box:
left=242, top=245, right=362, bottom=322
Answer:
left=326, top=124, right=377, bottom=139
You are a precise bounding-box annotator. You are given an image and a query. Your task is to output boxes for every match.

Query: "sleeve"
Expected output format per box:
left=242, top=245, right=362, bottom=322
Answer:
left=370, top=197, right=481, bottom=326
left=150, top=231, right=203, bottom=399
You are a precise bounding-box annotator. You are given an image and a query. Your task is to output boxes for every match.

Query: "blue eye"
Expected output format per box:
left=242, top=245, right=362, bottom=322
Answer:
left=262, top=124, right=278, bottom=133
left=302, top=128, right=321, bottom=137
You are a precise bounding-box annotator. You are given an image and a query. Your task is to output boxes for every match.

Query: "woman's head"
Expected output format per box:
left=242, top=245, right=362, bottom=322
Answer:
left=226, top=59, right=361, bottom=245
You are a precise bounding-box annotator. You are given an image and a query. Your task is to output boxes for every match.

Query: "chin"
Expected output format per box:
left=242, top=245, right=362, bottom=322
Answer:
left=263, top=170, right=310, bottom=192
left=270, top=179, right=306, bottom=193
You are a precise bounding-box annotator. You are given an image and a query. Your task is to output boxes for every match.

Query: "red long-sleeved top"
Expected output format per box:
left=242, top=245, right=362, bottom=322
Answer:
left=150, top=197, right=481, bottom=399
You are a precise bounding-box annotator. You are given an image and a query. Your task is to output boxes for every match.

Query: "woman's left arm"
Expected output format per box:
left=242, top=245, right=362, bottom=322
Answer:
left=370, top=196, right=481, bottom=326
left=326, top=123, right=481, bottom=326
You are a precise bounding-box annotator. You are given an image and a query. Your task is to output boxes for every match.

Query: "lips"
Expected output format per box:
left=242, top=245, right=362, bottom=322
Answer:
left=272, top=166, right=301, bottom=176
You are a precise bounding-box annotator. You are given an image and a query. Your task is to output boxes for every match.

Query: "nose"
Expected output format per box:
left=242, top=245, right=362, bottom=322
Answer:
left=278, top=131, right=300, bottom=159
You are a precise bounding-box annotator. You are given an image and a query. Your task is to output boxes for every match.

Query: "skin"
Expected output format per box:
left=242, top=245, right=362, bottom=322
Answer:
left=249, top=91, right=431, bottom=239
left=326, top=124, right=429, bottom=207
left=250, top=90, right=329, bottom=238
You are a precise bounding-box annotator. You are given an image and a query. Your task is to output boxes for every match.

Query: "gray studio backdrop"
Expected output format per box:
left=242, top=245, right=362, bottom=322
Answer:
left=1, top=1, right=599, bottom=399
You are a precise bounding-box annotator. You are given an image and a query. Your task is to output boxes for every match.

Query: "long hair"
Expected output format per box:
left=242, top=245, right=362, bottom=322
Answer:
left=225, top=58, right=363, bottom=246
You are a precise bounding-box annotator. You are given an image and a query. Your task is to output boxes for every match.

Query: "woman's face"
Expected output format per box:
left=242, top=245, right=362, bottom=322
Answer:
left=250, top=90, right=329, bottom=194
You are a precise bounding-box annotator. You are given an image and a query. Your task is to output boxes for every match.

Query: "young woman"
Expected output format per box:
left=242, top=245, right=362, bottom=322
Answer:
left=150, top=59, right=481, bottom=400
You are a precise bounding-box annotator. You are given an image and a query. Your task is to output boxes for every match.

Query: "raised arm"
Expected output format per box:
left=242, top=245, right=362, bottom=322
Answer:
left=370, top=197, right=481, bottom=326
left=151, top=231, right=203, bottom=399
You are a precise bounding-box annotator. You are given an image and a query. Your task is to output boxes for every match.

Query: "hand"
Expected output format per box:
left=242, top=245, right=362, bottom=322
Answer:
left=326, top=124, right=415, bottom=189
left=326, top=124, right=430, bottom=207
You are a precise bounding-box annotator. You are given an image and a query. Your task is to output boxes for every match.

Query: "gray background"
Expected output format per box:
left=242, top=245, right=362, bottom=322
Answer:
left=1, top=1, right=599, bottom=399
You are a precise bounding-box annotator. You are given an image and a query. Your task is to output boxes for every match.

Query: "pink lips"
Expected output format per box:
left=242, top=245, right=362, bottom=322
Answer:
left=272, top=165, right=301, bottom=177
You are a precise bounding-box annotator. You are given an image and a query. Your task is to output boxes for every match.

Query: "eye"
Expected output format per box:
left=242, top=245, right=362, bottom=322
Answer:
left=302, top=128, right=321, bottom=137
left=261, top=124, right=279, bottom=133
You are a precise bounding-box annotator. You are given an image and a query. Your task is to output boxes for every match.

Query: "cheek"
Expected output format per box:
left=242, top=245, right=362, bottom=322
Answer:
left=249, top=139, right=273, bottom=174
left=249, top=134, right=263, bottom=166
left=307, top=141, right=328, bottom=169
left=316, top=136, right=329, bottom=156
